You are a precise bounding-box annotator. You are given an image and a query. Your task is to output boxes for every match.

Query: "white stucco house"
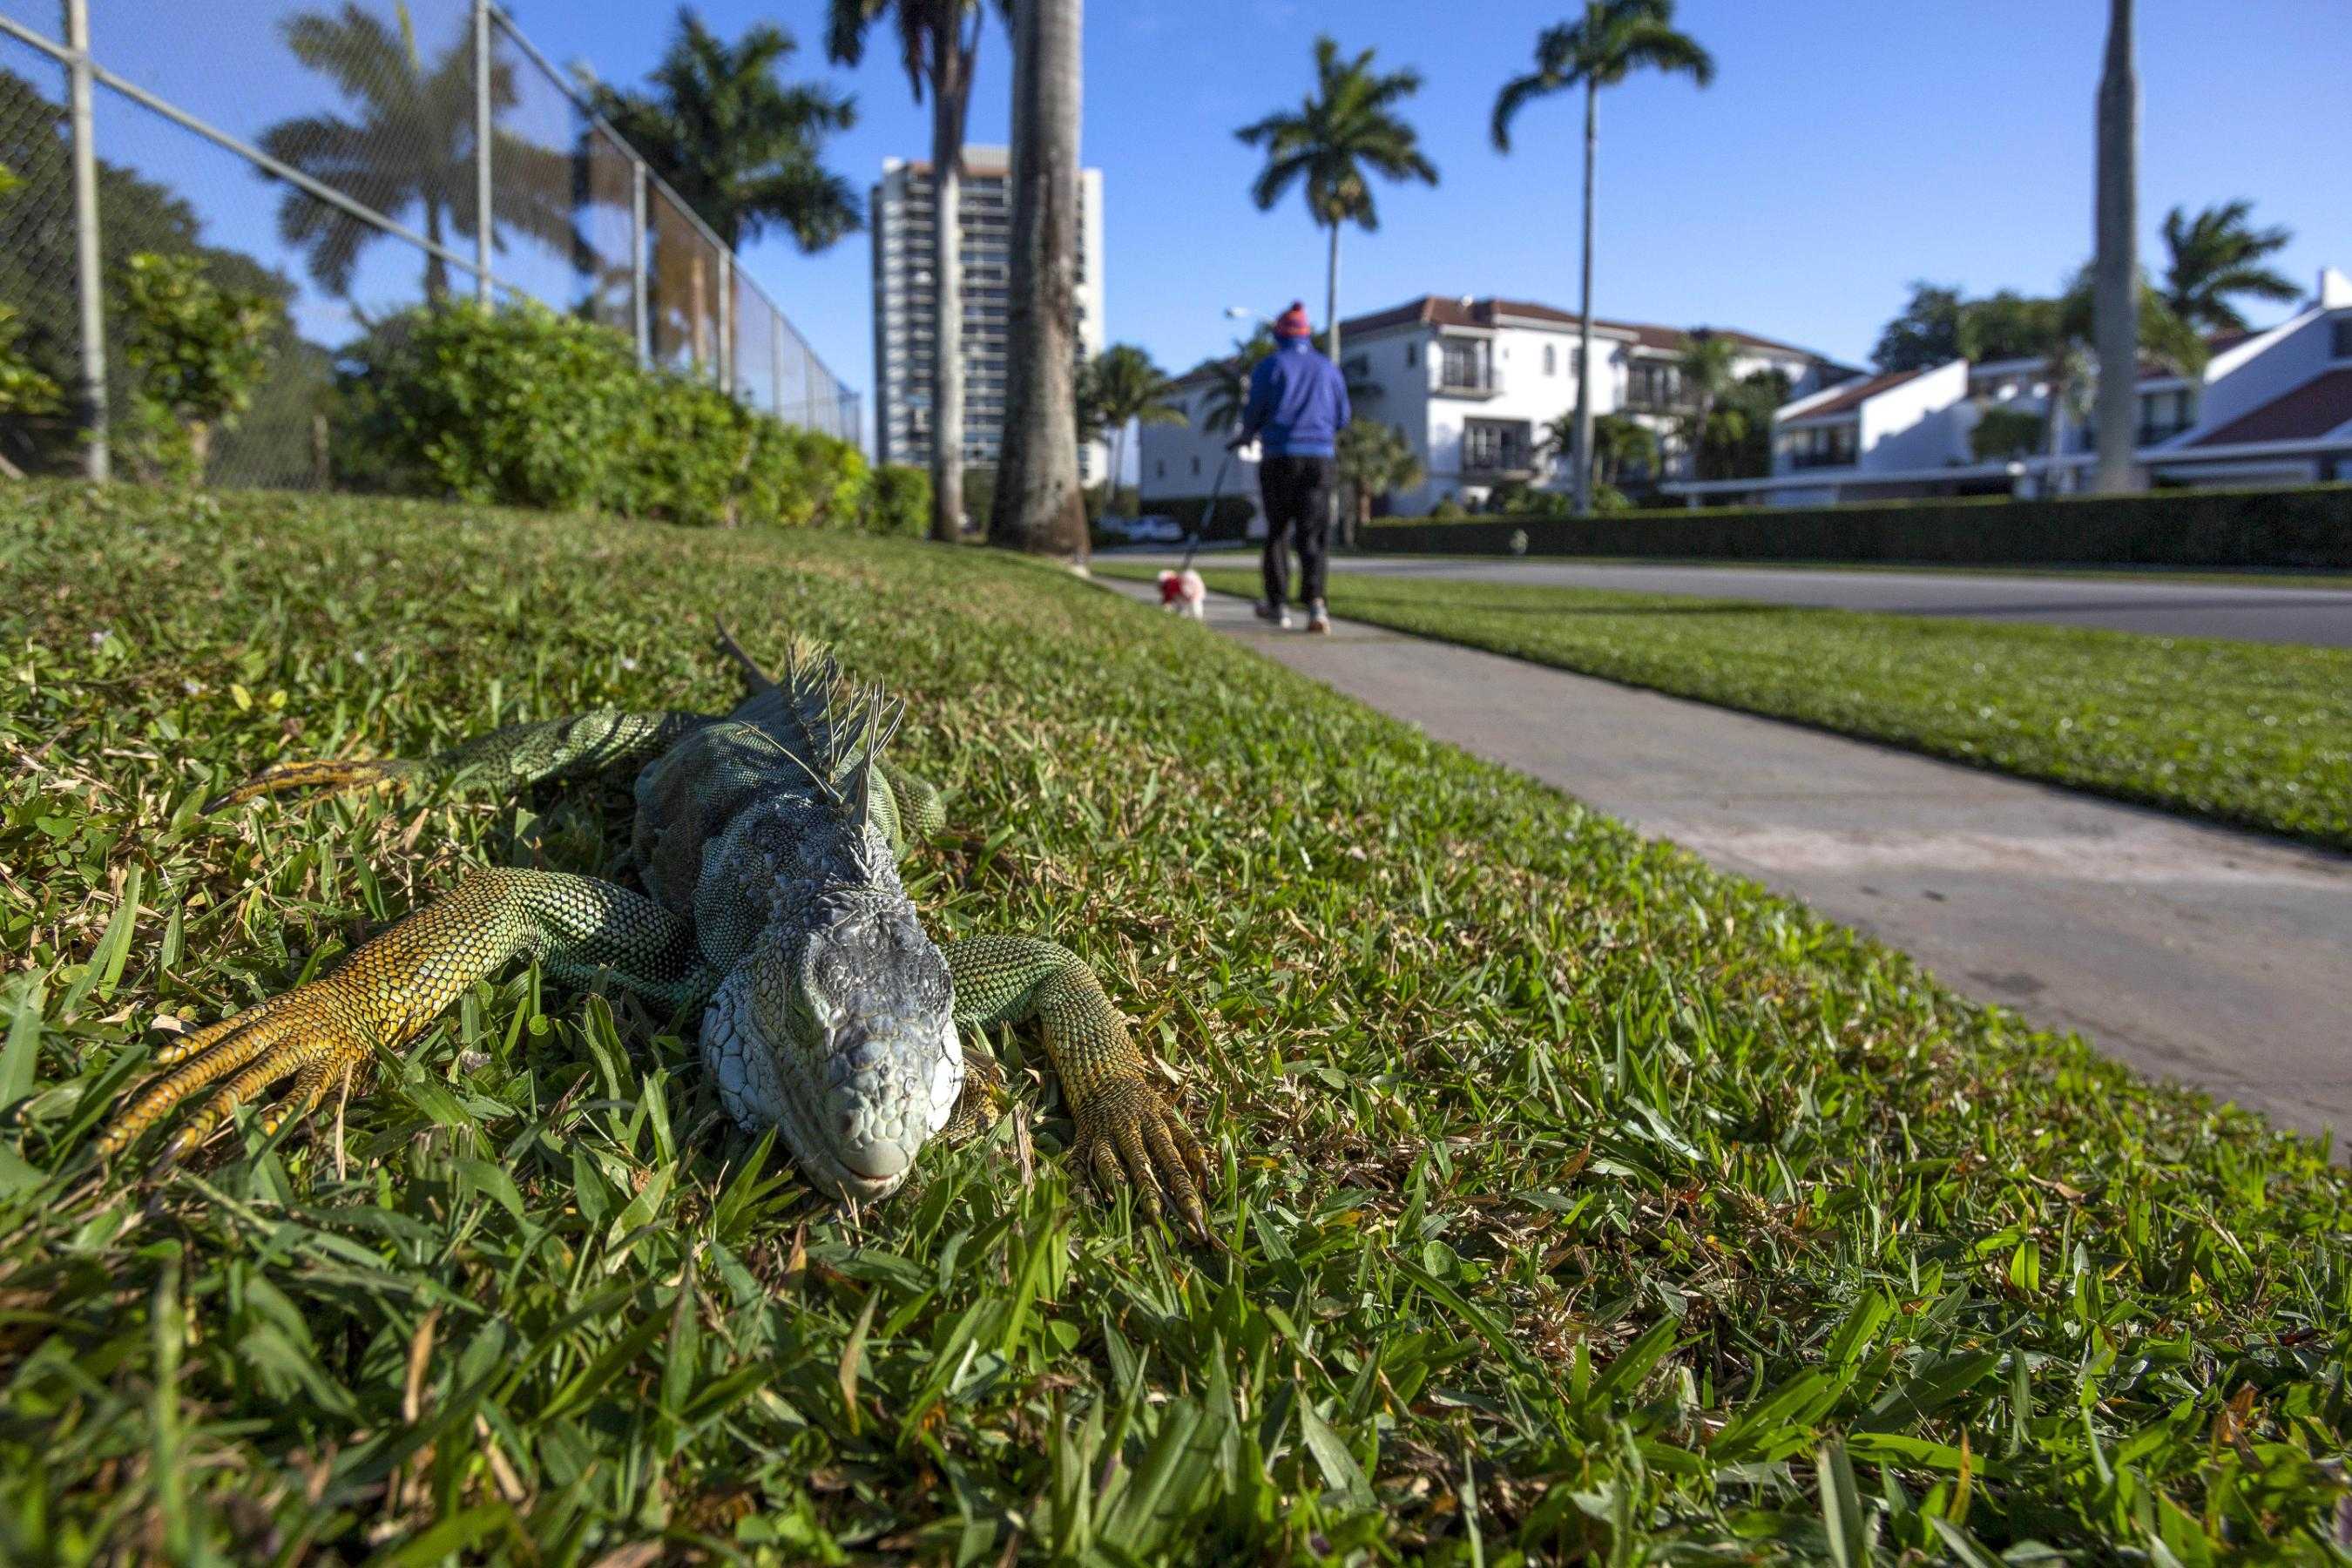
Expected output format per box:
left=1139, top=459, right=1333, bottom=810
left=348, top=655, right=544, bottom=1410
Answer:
left=1139, top=294, right=1854, bottom=523
left=1664, top=267, right=2352, bottom=507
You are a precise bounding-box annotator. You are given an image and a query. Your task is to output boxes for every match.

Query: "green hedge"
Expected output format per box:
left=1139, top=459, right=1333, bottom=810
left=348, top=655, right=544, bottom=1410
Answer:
left=1361, top=483, right=2352, bottom=568
left=334, top=301, right=873, bottom=529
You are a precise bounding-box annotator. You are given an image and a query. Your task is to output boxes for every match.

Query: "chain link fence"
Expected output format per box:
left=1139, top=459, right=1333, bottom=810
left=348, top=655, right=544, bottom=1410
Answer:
left=0, top=0, right=860, bottom=489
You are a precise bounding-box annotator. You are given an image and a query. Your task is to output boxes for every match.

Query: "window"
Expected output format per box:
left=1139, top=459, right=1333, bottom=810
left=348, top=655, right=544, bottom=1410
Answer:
left=1627, top=362, right=1684, bottom=410
left=1462, top=418, right=1532, bottom=472
left=1783, top=422, right=1858, bottom=469
left=2333, top=315, right=2352, bottom=360
left=1439, top=340, right=1491, bottom=391
left=1543, top=344, right=1556, bottom=375
left=1155, top=459, right=1166, bottom=478
left=1405, top=344, right=1417, bottom=368
left=2138, top=387, right=2195, bottom=443
left=1191, top=456, right=1200, bottom=476
left=1343, top=354, right=1369, bottom=382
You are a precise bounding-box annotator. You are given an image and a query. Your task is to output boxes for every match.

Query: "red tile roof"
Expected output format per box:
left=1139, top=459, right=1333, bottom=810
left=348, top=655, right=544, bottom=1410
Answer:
left=1335, top=294, right=1841, bottom=366
left=2187, top=368, right=2352, bottom=448
left=1779, top=367, right=1926, bottom=423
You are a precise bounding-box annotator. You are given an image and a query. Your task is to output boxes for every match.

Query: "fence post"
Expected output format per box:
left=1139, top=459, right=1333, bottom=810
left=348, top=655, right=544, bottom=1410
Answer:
left=62, top=0, right=106, bottom=480
left=472, top=0, right=493, bottom=303
left=717, top=251, right=732, bottom=393
left=631, top=161, right=649, bottom=366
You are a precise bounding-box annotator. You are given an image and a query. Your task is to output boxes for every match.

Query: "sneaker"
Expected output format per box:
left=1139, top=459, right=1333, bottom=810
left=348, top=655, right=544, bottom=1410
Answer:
left=1307, top=601, right=1331, bottom=634
left=1254, top=598, right=1293, bottom=630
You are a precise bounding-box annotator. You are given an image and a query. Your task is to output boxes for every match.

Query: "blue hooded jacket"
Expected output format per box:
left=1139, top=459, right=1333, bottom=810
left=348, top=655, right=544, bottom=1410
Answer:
left=1240, top=337, right=1351, bottom=458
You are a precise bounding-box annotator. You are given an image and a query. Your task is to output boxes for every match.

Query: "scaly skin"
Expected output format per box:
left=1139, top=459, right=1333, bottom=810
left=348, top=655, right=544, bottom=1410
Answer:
left=96, top=636, right=1213, bottom=1237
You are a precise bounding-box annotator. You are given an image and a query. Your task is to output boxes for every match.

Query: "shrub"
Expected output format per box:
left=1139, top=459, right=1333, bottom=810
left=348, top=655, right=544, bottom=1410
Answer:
left=114, top=252, right=274, bottom=484
left=620, top=372, right=754, bottom=526
left=1971, top=407, right=2045, bottom=462
left=332, top=301, right=869, bottom=530
left=337, top=301, right=639, bottom=510
left=869, top=464, right=931, bottom=536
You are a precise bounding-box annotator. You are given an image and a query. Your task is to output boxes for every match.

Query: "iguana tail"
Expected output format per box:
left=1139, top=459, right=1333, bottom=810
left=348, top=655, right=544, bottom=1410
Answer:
left=713, top=617, right=777, bottom=697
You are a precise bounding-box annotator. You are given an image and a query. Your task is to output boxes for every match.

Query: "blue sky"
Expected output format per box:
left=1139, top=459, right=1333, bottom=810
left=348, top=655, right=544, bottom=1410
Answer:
left=56, top=0, right=2350, bottom=437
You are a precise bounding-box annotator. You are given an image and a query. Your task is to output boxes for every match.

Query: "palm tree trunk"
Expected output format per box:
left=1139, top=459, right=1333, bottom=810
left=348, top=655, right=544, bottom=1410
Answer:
left=929, top=24, right=973, bottom=542
left=1572, top=76, right=1598, bottom=517
left=2092, top=0, right=2140, bottom=494
left=423, top=198, right=449, bottom=304
left=1324, top=220, right=1342, bottom=364
left=988, top=0, right=1085, bottom=557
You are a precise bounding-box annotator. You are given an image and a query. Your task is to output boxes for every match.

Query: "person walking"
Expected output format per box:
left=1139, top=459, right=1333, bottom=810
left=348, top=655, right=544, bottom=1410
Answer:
left=1230, top=301, right=1349, bottom=632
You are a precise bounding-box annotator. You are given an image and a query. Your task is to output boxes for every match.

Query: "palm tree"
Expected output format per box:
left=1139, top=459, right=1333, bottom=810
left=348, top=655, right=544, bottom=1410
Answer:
left=1673, top=330, right=1738, bottom=478
left=1335, top=420, right=1424, bottom=542
left=1081, top=343, right=1183, bottom=519
left=2040, top=267, right=2207, bottom=483
left=1236, top=37, right=1437, bottom=366
left=260, top=3, right=572, bottom=303
left=1197, top=328, right=1278, bottom=436
left=1581, top=410, right=1656, bottom=489
left=591, top=10, right=859, bottom=253
left=2092, top=0, right=2138, bottom=493
left=1493, top=2, right=1714, bottom=516
left=2161, top=199, right=2300, bottom=335
left=989, top=0, right=1085, bottom=558
left=828, top=0, right=989, bottom=541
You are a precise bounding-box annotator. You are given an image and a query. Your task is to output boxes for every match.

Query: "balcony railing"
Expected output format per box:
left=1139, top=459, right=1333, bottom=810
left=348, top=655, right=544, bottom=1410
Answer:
left=1436, top=368, right=1500, bottom=396
left=1785, top=450, right=1855, bottom=471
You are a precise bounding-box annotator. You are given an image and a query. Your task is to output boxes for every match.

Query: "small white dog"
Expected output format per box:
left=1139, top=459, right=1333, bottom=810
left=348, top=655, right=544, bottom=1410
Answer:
left=1157, top=568, right=1207, bottom=621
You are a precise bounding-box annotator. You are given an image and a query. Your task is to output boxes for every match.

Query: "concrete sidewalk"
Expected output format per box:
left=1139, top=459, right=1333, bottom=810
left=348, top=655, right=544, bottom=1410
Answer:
left=1109, top=579, right=2352, bottom=1144
left=1105, top=550, right=2352, bottom=646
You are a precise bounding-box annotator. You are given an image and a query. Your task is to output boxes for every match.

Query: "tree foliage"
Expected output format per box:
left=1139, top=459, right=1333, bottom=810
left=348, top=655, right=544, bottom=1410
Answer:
left=1078, top=344, right=1184, bottom=521
left=1335, top=420, right=1423, bottom=531
left=1194, top=328, right=1277, bottom=436
left=116, top=253, right=276, bottom=483
left=593, top=8, right=860, bottom=253
left=2160, top=199, right=2301, bottom=335
left=1873, top=282, right=1967, bottom=371
left=0, top=70, right=324, bottom=483
left=1490, top=0, right=1717, bottom=152
left=1583, top=411, right=1657, bottom=487
left=1237, top=37, right=1436, bottom=235
left=259, top=3, right=573, bottom=302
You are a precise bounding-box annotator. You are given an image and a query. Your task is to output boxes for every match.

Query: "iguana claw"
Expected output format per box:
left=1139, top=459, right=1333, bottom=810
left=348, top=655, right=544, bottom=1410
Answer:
left=1077, top=1076, right=1214, bottom=1240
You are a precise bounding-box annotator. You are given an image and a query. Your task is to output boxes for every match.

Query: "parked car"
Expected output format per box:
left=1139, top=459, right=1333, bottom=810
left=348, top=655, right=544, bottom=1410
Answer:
left=1098, top=515, right=1186, bottom=544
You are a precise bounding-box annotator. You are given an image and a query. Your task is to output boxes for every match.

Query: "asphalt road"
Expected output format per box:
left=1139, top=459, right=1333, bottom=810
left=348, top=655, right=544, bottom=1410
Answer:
left=1326, top=558, right=2352, bottom=647
left=1107, top=578, right=2352, bottom=1146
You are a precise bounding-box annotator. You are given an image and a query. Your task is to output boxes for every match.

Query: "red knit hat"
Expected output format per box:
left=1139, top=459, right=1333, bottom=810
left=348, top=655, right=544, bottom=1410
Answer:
left=1273, top=301, right=1312, bottom=338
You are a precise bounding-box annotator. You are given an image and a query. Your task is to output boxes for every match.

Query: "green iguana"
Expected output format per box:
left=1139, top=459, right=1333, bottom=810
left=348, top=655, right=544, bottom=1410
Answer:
left=96, top=629, right=1213, bottom=1235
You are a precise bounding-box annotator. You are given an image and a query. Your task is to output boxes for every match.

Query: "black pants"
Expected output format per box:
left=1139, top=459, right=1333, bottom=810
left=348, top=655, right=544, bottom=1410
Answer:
left=1258, top=453, right=1333, bottom=608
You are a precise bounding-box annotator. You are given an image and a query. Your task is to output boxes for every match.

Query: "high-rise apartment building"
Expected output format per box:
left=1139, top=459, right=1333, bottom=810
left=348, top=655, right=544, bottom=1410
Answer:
left=870, top=146, right=1106, bottom=485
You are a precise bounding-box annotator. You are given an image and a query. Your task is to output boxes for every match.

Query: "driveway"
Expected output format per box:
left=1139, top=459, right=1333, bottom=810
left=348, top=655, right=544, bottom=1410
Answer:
left=1105, top=578, right=2352, bottom=1145
left=1323, top=558, right=2352, bottom=647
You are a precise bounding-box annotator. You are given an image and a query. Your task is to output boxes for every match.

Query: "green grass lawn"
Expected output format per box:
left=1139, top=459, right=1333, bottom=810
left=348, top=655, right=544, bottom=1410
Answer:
left=1107, top=564, right=2352, bottom=853
left=5, top=483, right=2349, bottom=1562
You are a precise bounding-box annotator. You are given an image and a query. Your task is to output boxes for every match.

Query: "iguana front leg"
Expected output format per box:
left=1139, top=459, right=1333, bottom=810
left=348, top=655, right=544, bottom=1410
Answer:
left=943, top=936, right=1213, bottom=1237
left=97, top=869, right=711, bottom=1164
left=201, top=709, right=707, bottom=812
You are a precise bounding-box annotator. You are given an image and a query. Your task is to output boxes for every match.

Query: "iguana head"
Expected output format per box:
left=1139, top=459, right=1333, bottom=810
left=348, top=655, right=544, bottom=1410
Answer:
left=704, top=896, right=962, bottom=1201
